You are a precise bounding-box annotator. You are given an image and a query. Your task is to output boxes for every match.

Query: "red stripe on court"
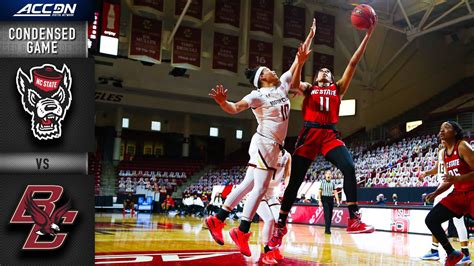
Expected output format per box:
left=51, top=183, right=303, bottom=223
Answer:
left=95, top=249, right=320, bottom=265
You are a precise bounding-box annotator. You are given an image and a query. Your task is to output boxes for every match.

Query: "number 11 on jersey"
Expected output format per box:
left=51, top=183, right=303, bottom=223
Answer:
left=320, top=97, right=330, bottom=112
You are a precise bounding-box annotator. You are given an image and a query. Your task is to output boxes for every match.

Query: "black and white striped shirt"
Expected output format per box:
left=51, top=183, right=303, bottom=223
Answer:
left=320, top=179, right=335, bottom=197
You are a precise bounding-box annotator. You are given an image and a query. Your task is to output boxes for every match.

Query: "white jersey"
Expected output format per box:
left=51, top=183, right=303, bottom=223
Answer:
left=267, top=151, right=290, bottom=197
left=243, top=71, right=292, bottom=145
left=436, top=148, right=446, bottom=184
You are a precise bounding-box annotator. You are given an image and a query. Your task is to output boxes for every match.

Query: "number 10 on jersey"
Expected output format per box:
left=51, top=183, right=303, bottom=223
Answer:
left=281, top=104, right=289, bottom=121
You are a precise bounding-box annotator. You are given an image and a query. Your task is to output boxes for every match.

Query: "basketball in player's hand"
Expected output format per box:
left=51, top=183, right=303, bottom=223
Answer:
left=351, top=4, right=377, bottom=30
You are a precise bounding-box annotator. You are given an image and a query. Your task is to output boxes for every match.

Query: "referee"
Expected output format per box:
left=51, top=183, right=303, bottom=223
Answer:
left=319, top=170, right=340, bottom=234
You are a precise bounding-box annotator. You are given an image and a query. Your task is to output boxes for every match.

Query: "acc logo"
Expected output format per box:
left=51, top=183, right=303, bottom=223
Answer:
left=10, top=185, right=78, bottom=250
left=16, top=64, right=72, bottom=140
left=14, top=3, right=77, bottom=17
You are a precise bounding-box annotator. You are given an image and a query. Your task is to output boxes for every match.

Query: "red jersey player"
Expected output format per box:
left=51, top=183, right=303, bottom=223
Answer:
left=424, top=121, right=474, bottom=266
left=266, top=16, right=377, bottom=254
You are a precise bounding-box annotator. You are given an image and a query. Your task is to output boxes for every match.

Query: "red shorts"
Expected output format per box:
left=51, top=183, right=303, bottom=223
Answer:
left=439, top=190, right=474, bottom=218
left=293, top=127, right=345, bottom=160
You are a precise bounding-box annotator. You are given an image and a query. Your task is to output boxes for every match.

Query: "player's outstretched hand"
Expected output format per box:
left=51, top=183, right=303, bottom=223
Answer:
left=368, top=14, right=377, bottom=35
left=425, top=192, right=437, bottom=202
left=209, top=84, right=228, bottom=105
left=418, top=171, right=427, bottom=182
left=308, top=18, right=316, bottom=39
left=297, top=43, right=311, bottom=64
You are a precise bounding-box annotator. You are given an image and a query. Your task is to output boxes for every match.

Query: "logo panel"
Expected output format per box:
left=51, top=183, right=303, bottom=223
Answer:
left=14, top=3, right=77, bottom=17
left=10, top=185, right=78, bottom=250
left=16, top=64, right=72, bottom=140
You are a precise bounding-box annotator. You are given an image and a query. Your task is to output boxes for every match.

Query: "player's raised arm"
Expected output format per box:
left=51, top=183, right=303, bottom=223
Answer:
left=419, top=162, right=438, bottom=181
left=337, top=20, right=376, bottom=97
left=289, top=44, right=311, bottom=94
left=288, top=19, right=316, bottom=75
left=209, top=85, right=249, bottom=115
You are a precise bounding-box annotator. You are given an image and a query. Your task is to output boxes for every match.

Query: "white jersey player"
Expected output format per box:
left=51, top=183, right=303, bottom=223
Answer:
left=420, top=147, right=470, bottom=262
left=256, top=149, right=291, bottom=251
left=205, top=33, right=313, bottom=257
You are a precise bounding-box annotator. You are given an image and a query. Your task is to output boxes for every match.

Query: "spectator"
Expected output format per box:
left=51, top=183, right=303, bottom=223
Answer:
left=392, top=193, right=398, bottom=205
left=123, top=192, right=135, bottom=215
left=376, top=194, right=386, bottom=205
left=161, top=194, right=175, bottom=213
left=298, top=194, right=310, bottom=204
left=208, top=193, right=223, bottom=215
left=189, top=194, right=204, bottom=217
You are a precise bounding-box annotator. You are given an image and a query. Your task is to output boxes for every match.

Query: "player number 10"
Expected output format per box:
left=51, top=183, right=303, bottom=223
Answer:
left=281, top=104, right=289, bottom=121
left=320, top=97, right=330, bottom=112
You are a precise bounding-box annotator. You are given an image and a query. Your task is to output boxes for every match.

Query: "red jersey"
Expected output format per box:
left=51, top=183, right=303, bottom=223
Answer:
left=165, top=198, right=175, bottom=207
left=444, top=141, right=474, bottom=192
left=302, top=84, right=341, bottom=124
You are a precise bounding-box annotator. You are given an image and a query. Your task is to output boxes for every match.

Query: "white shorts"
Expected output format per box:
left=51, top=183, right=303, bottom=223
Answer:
left=258, top=196, right=281, bottom=222
left=248, top=133, right=281, bottom=171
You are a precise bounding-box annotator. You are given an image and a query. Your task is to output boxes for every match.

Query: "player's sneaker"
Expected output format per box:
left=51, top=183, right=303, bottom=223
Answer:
left=261, top=251, right=278, bottom=265
left=420, top=250, right=440, bottom=260
left=445, top=250, right=463, bottom=266
left=229, top=227, right=252, bottom=257
left=205, top=216, right=226, bottom=245
left=460, top=254, right=471, bottom=264
left=272, top=248, right=284, bottom=261
left=347, top=213, right=375, bottom=234
left=267, top=224, right=288, bottom=248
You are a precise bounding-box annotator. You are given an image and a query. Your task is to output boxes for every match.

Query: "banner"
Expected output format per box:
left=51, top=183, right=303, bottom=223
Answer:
left=172, top=26, right=201, bottom=69
left=175, top=0, right=202, bottom=20
left=214, top=0, right=240, bottom=29
left=313, top=52, right=334, bottom=73
left=101, top=1, right=120, bottom=39
left=283, top=5, right=305, bottom=41
left=129, top=15, right=162, bottom=64
left=250, top=0, right=274, bottom=35
left=249, top=39, right=272, bottom=69
left=212, top=32, right=239, bottom=73
left=288, top=205, right=431, bottom=234
left=133, top=0, right=164, bottom=13
left=314, top=11, right=335, bottom=48
left=289, top=205, right=349, bottom=227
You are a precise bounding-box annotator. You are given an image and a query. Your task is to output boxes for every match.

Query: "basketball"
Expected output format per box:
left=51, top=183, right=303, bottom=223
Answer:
left=351, top=4, right=376, bottom=30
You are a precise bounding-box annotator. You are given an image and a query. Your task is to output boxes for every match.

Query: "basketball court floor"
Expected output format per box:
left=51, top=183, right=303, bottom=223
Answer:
left=95, top=213, right=470, bottom=265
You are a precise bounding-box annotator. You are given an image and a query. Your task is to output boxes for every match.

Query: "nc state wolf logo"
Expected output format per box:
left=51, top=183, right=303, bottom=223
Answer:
left=10, top=185, right=78, bottom=250
left=16, top=64, right=72, bottom=140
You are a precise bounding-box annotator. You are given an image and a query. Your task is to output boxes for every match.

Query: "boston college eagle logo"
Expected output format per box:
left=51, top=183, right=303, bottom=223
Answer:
left=10, top=185, right=78, bottom=250
left=25, top=193, right=72, bottom=237
left=16, top=64, right=72, bottom=140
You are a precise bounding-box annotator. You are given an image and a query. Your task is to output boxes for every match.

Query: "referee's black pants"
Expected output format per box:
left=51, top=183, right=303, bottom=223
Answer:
left=321, top=196, right=334, bottom=232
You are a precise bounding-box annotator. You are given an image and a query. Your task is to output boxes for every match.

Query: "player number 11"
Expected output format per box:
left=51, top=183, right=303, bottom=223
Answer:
left=320, top=97, right=330, bottom=112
